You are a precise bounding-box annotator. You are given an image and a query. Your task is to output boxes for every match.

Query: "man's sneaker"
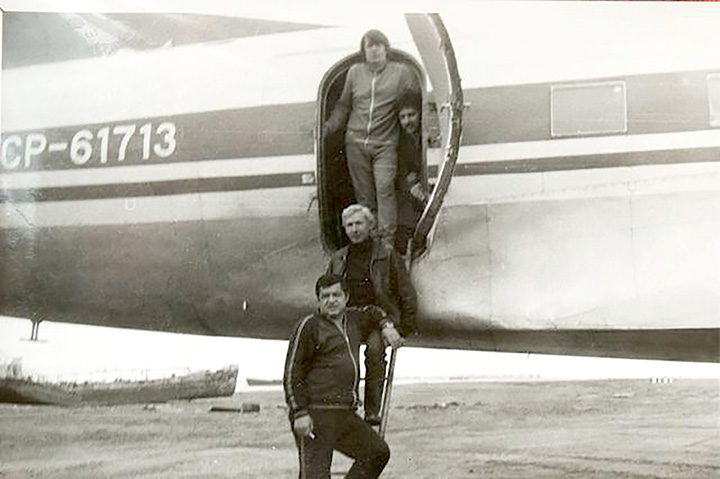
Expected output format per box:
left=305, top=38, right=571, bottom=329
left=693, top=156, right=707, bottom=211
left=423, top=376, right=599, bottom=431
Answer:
left=365, top=414, right=381, bottom=426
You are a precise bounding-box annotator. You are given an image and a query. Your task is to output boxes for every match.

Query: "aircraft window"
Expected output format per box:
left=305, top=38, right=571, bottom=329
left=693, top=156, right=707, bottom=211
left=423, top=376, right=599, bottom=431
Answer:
left=707, top=73, right=720, bottom=127
left=550, top=81, right=627, bottom=137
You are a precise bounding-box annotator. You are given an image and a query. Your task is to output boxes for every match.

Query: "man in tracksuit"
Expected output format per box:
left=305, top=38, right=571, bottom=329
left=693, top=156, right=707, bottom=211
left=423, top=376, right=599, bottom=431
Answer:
left=284, top=273, right=402, bottom=478
left=326, top=204, right=417, bottom=426
left=324, top=29, right=420, bottom=248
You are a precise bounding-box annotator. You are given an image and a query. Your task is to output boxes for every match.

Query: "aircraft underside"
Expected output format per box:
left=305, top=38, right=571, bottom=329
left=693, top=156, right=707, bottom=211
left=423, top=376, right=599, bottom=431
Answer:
left=2, top=169, right=718, bottom=362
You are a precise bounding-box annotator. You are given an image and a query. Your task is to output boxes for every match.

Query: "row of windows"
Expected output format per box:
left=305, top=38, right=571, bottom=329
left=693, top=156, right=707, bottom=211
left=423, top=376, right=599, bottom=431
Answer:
left=550, top=73, right=720, bottom=137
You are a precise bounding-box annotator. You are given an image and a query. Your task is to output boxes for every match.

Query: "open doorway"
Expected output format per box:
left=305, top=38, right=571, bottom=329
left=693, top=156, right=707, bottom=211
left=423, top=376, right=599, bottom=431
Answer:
left=315, top=49, right=428, bottom=254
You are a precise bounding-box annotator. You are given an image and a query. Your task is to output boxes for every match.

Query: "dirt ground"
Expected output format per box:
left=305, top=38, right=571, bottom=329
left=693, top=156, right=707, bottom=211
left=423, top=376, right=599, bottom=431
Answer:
left=0, top=379, right=718, bottom=478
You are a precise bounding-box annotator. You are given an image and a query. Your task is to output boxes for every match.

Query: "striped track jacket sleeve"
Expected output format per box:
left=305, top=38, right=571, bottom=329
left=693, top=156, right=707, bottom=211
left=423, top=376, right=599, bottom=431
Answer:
left=283, top=315, right=315, bottom=421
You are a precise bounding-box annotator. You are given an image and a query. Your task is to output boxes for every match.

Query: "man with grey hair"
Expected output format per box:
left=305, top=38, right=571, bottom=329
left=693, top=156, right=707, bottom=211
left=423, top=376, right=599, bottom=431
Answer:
left=326, top=204, right=416, bottom=425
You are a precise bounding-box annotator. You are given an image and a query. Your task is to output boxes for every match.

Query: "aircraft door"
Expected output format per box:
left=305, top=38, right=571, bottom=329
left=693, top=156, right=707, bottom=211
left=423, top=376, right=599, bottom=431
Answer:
left=316, top=49, right=427, bottom=253
left=405, top=13, right=464, bottom=258
left=316, top=54, right=361, bottom=253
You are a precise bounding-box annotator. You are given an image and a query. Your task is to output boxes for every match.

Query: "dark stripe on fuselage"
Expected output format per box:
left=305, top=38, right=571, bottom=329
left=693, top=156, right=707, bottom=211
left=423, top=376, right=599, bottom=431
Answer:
left=0, top=173, right=310, bottom=203
left=461, top=70, right=714, bottom=145
left=0, top=103, right=317, bottom=173
left=1, top=69, right=717, bottom=174
left=455, top=146, right=720, bottom=176
left=2, top=147, right=718, bottom=203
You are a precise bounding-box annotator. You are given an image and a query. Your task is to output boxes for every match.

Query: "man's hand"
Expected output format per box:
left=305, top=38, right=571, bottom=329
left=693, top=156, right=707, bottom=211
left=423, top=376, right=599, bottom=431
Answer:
left=410, top=183, right=427, bottom=203
left=381, top=324, right=403, bottom=349
left=293, top=415, right=314, bottom=437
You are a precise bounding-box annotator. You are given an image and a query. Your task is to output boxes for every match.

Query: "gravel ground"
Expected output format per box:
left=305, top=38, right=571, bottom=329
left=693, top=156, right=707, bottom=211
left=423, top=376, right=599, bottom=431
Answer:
left=0, top=379, right=718, bottom=478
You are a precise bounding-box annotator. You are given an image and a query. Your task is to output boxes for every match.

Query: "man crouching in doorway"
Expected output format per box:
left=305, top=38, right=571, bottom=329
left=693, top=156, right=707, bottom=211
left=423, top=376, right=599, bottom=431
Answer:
left=326, top=204, right=417, bottom=425
left=284, top=273, right=403, bottom=478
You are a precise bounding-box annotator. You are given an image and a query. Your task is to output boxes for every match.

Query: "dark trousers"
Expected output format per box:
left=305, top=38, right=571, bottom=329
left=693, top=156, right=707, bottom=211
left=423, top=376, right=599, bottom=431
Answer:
left=364, top=329, right=387, bottom=419
left=294, top=409, right=390, bottom=478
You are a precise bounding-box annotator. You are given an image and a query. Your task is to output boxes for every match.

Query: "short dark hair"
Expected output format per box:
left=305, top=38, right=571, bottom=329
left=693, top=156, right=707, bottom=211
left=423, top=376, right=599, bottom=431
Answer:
left=360, top=29, right=390, bottom=57
left=315, top=273, right=348, bottom=298
left=397, top=90, right=422, bottom=114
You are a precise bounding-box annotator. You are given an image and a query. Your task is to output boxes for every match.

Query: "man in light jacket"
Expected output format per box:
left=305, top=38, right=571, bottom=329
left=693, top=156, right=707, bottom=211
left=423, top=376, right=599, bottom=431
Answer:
left=324, top=29, right=420, bottom=248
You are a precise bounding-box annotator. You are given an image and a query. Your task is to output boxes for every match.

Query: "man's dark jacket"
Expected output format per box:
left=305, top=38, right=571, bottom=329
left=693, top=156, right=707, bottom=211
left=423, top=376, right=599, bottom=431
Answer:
left=283, top=306, right=390, bottom=422
left=326, top=240, right=417, bottom=336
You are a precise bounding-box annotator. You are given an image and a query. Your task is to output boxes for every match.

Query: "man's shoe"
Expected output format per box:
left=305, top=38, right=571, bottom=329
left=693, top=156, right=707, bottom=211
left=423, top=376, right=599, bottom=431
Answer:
left=365, top=414, right=381, bottom=426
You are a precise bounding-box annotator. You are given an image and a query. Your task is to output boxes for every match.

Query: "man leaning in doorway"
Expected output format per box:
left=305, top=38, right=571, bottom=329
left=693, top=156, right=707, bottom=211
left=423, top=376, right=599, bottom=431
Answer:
left=327, top=204, right=417, bottom=426
left=395, top=90, right=428, bottom=255
left=323, top=29, right=420, bottom=248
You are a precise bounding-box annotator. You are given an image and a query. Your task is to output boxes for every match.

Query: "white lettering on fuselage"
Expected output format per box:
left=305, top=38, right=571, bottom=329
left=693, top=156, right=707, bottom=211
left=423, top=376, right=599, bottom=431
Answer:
left=1, top=122, right=177, bottom=171
left=1, top=135, right=23, bottom=170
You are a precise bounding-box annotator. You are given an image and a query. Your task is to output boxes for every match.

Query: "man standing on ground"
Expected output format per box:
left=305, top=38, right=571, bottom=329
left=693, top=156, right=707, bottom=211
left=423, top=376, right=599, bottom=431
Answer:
left=327, top=204, right=417, bottom=426
left=284, top=273, right=403, bottom=478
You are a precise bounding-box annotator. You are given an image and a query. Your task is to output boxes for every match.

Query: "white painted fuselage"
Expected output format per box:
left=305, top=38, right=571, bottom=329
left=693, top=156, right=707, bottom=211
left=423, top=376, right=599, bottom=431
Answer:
left=1, top=3, right=719, bottom=361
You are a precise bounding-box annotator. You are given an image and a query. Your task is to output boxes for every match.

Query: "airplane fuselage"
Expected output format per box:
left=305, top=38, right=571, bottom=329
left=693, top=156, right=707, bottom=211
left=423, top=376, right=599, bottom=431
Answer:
left=1, top=5, right=719, bottom=361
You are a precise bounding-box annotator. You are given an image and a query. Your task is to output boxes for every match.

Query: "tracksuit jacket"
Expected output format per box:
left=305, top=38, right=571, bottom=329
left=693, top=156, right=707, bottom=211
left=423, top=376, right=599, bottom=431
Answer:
left=325, top=61, right=418, bottom=147
left=284, top=307, right=390, bottom=422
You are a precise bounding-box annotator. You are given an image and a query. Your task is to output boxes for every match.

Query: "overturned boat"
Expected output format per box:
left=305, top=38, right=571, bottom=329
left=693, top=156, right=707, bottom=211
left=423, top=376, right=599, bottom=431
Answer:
left=0, top=365, right=239, bottom=406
